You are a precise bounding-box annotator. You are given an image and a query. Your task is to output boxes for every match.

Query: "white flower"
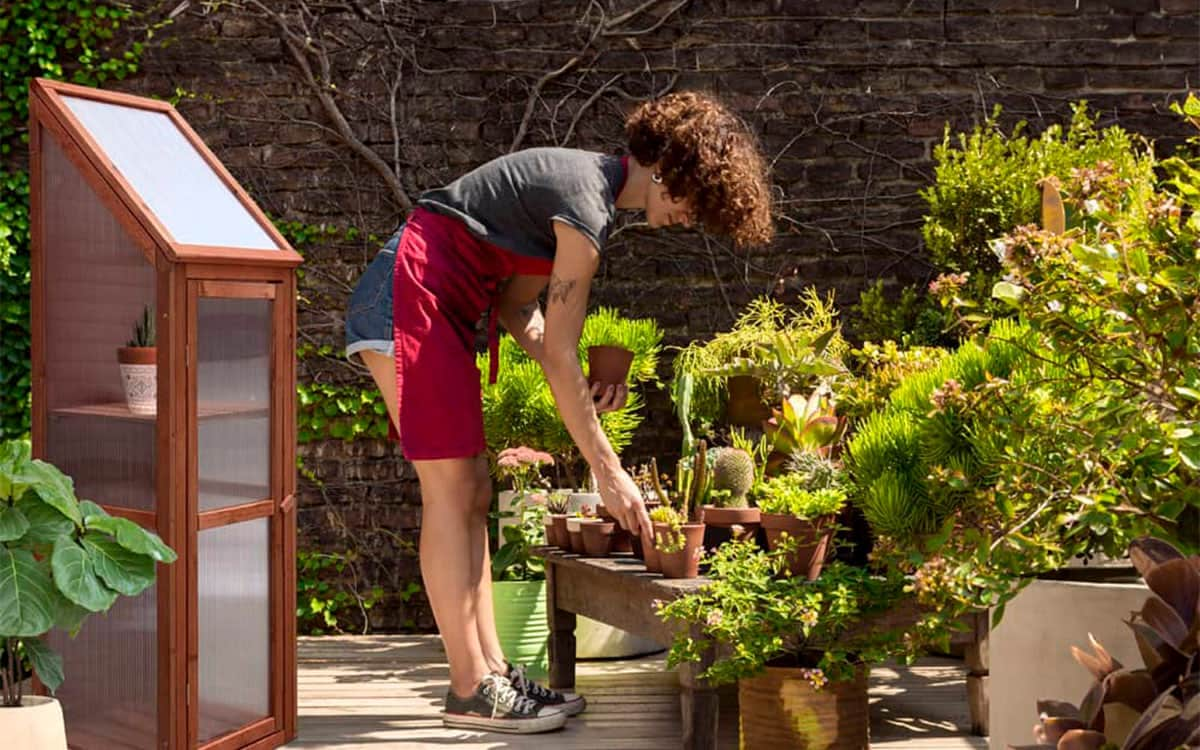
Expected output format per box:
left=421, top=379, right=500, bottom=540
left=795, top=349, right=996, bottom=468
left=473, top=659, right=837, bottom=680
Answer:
left=1134, top=281, right=1148, bottom=295
left=1046, top=300, right=1063, bottom=313
left=1084, top=199, right=1101, bottom=215
left=1103, top=243, right=1118, bottom=259
left=989, top=238, right=1009, bottom=262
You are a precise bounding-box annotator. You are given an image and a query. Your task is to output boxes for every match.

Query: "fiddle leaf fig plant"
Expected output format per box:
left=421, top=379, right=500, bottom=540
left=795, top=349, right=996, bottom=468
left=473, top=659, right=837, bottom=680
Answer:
left=0, top=439, right=177, bottom=707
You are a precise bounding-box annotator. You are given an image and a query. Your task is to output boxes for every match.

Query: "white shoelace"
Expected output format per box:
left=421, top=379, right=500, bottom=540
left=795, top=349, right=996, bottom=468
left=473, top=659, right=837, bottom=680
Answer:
left=509, top=664, right=556, bottom=701
left=482, top=673, right=538, bottom=718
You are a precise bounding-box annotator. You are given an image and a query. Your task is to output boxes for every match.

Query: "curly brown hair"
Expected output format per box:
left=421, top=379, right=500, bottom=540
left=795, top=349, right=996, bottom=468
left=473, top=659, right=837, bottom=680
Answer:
left=626, top=91, right=774, bottom=248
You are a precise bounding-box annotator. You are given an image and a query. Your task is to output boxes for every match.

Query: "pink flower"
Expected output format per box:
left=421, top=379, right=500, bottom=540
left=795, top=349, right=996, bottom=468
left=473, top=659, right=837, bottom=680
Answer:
left=497, top=446, right=555, bottom=468
left=706, top=610, right=723, bottom=627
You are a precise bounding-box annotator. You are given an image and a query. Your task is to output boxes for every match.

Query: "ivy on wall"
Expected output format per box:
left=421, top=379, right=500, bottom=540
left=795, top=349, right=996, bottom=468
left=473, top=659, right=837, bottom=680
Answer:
left=0, top=2, right=158, bottom=439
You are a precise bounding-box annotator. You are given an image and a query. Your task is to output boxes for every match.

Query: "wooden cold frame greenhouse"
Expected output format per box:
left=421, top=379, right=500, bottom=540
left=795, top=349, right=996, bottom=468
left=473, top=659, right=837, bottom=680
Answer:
left=28, top=78, right=302, bottom=749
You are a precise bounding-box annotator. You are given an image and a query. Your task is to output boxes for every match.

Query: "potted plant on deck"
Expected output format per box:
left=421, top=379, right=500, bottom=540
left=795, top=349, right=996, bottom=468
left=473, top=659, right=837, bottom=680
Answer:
left=657, top=538, right=910, bottom=749
left=699, top=447, right=760, bottom=550
left=751, top=472, right=847, bottom=580
left=0, top=440, right=177, bottom=748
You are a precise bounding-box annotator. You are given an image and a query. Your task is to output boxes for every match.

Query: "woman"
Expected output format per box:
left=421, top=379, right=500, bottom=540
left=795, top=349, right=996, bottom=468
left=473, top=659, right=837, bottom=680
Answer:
left=343, top=91, right=773, bottom=734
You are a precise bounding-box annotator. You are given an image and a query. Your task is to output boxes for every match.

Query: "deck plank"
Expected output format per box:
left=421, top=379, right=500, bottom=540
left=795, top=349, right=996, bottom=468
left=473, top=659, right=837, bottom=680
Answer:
left=289, top=635, right=988, bottom=749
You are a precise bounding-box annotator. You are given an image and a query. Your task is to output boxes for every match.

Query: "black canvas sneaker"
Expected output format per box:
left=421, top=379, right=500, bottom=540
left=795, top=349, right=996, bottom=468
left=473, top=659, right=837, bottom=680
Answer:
left=443, top=673, right=567, bottom=734
left=506, top=662, right=587, bottom=717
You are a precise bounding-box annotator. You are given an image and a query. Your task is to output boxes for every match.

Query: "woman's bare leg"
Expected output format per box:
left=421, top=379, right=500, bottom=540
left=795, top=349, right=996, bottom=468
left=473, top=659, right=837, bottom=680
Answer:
left=359, top=351, right=505, bottom=693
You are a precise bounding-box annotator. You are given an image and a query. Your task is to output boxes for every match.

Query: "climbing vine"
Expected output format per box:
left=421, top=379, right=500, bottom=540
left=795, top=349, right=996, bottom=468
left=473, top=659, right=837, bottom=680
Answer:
left=0, top=2, right=163, bottom=438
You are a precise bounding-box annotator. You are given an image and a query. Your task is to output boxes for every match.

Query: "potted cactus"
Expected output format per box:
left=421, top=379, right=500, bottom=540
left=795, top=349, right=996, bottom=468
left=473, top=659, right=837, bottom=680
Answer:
left=752, top=471, right=846, bottom=580
left=644, top=448, right=708, bottom=579
left=543, top=494, right=570, bottom=549
left=700, top=447, right=761, bottom=548
left=0, top=440, right=177, bottom=748
left=116, top=304, right=156, bottom=415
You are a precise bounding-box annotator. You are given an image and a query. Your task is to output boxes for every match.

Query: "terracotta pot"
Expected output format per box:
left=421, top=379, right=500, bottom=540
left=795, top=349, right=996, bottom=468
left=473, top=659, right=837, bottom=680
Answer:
left=700, top=505, right=761, bottom=533
left=642, top=534, right=662, bottom=573
left=654, top=522, right=706, bottom=579
left=725, top=375, right=771, bottom=427
left=116, top=346, right=156, bottom=415
left=0, top=695, right=68, bottom=750
left=739, top=665, right=868, bottom=749
left=761, top=513, right=834, bottom=580
left=547, top=514, right=569, bottom=548
left=580, top=520, right=617, bottom=556
left=596, top=504, right=634, bottom=552
left=565, top=517, right=586, bottom=554
left=586, top=345, right=634, bottom=389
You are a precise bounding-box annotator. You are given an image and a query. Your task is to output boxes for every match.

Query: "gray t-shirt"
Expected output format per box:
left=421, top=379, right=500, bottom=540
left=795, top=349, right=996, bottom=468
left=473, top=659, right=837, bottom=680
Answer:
left=415, top=147, right=627, bottom=260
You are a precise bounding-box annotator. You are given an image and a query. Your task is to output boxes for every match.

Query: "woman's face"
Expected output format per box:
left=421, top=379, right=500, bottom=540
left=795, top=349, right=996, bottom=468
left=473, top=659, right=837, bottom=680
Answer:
left=645, top=171, right=695, bottom=229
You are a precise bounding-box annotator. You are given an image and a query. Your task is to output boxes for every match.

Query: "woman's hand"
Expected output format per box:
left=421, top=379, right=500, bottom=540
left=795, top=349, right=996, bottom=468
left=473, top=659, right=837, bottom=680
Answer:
left=596, top=466, right=654, bottom=553
left=590, top=383, right=629, bottom=414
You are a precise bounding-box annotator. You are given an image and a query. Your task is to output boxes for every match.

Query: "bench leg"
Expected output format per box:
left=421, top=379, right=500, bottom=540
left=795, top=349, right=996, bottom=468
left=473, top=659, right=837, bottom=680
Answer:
left=679, top=644, right=719, bottom=750
left=546, top=564, right=576, bottom=690
left=965, top=612, right=990, bottom=736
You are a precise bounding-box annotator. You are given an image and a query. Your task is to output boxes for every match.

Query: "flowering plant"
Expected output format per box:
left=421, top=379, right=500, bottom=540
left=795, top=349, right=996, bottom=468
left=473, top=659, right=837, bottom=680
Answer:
left=656, top=539, right=909, bottom=686
left=495, top=446, right=554, bottom=496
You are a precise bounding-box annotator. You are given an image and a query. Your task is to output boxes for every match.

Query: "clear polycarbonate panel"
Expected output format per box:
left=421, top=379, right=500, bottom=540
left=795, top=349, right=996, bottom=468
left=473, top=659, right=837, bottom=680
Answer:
left=50, top=585, right=158, bottom=750
left=40, top=126, right=156, bottom=512
left=197, top=297, right=271, bottom=511
left=198, top=518, right=271, bottom=742
left=62, top=95, right=278, bottom=249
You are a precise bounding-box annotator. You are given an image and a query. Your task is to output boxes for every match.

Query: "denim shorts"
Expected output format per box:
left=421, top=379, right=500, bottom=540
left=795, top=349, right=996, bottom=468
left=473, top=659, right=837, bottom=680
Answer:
left=344, top=227, right=403, bottom=366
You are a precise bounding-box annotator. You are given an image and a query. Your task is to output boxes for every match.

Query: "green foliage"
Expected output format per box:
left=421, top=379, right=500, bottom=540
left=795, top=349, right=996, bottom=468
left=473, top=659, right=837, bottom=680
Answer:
left=0, top=3, right=160, bottom=440
left=783, top=451, right=846, bottom=493
left=671, top=292, right=848, bottom=430
left=851, top=279, right=948, bottom=347
left=491, top=493, right=547, bottom=582
left=125, top=304, right=154, bottom=347
left=751, top=474, right=847, bottom=518
left=296, top=549, right=389, bottom=636
left=297, top=368, right=391, bottom=443
left=839, top=340, right=948, bottom=423
left=0, top=439, right=176, bottom=705
left=656, top=540, right=909, bottom=685
left=479, top=309, right=661, bottom=485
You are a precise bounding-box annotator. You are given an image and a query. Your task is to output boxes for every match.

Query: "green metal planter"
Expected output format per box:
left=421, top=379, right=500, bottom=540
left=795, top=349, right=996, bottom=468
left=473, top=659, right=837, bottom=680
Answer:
left=492, top=580, right=549, bottom=678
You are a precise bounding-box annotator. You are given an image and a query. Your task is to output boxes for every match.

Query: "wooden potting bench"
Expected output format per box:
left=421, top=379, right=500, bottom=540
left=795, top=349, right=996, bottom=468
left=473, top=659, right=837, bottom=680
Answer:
left=535, top=547, right=989, bottom=750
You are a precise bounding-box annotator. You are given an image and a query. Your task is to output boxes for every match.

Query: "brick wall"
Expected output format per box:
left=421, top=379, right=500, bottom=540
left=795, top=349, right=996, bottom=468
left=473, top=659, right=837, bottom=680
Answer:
left=116, top=0, right=1198, bottom=631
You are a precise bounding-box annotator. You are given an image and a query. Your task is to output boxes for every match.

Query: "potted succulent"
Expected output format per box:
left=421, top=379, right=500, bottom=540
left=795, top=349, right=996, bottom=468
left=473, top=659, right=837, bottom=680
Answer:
left=751, top=471, right=846, bottom=580
left=116, top=304, right=156, bottom=415
left=699, top=447, right=760, bottom=548
left=543, top=494, right=570, bottom=549
left=643, top=448, right=708, bottom=579
left=1011, top=537, right=1200, bottom=750
left=0, top=440, right=177, bottom=747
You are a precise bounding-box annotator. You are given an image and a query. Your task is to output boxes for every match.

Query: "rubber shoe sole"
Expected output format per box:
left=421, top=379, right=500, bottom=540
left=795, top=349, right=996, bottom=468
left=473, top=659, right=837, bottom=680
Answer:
left=557, top=694, right=587, bottom=717
left=442, top=706, right=567, bottom=734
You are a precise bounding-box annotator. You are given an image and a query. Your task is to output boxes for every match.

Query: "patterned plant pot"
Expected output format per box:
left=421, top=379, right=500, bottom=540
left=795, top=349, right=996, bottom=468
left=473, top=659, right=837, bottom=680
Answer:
left=739, top=665, right=869, bottom=749
left=117, top=346, right=156, bottom=415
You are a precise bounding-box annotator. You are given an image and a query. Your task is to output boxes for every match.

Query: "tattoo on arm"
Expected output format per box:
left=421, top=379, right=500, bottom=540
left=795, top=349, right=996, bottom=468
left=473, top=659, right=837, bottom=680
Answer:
left=547, top=274, right=577, bottom=306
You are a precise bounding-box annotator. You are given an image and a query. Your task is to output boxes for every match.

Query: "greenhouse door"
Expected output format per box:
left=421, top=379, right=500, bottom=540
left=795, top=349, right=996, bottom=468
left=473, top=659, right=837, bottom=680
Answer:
left=186, top=279, right=287, bottom=749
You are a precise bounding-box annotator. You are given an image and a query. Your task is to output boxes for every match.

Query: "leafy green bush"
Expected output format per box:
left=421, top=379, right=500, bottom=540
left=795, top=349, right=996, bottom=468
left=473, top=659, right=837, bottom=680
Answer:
left=839, top=340, right=948, bottom=423
left=753, top=477, right=847, bottom=518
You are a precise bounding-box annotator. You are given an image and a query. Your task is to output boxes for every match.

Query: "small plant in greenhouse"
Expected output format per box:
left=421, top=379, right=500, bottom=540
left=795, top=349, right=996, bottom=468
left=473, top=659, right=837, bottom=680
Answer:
left=656, top=539, right=909, bottom=686
left=0, top=440, right=177, bottom=706
left=125, top=304, right=155, bottom=348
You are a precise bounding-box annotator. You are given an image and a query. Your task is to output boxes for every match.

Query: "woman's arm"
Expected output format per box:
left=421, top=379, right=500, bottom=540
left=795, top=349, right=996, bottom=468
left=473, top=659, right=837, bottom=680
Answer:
left=495, top=275, right=548, bottom=363
left=540, top=222, right=651, bottom=545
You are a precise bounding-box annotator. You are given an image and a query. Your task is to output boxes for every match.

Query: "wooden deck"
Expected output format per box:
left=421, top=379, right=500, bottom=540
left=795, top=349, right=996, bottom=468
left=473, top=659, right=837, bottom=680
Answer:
left=289, top=635, right=988, bottom=749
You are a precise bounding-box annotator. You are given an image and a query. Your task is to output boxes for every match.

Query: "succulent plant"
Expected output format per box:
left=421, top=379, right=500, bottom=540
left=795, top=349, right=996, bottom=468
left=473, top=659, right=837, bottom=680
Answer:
left=1013, top=536, right=1200, bottom=750
left=711, top=447, right=755, bottom=507
left=546, top=493, right=569, bottom=515
left=126, top=304, right=155, bottom=348
left=784, top=450, right=846, bottom=493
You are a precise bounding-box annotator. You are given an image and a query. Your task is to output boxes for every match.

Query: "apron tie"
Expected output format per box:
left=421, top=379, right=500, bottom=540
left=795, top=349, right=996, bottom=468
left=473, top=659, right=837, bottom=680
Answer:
left=487, top=300, right=500, bottom=385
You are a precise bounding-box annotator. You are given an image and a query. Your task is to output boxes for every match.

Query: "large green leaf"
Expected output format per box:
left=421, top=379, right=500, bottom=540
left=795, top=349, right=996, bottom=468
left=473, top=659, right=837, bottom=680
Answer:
left=0, top=503, right=29, bottom=542
left=0, top=546, right=55, bottom=637
left=23, top=636, right=64, bottom=694
left=51, top=537, right=118, bottom=613
left=12, top=460, right=80, bottom=524
left=87, top=515, right=176, bottom=564
left=15, top=494, right=75, bottom=545
left=51, top=589, right=91, bottom=636
left=0, top=439, right=31, bottom=500
left=81, top=532, right=155, bottom=596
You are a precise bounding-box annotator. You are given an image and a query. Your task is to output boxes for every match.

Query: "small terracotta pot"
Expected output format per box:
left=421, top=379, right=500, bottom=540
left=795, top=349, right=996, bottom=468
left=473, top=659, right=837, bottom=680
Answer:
left=565, top=517, right=586, bottom=554
left=642, top=534, right=662, bottom=573
left=761, top=513, right=835, bottom=580
left=547, top=514, right=569, bottom=548
left=596, top=504, right=634, bottom=552
left=586, top=345, right=634, bottom=390
left=725, top=375, right=770, bottom=427
left=580, top=520, right=617, bottom=556
left=656, top=522, right=706, bottom=579
left=700, top=505, right=761, bottom=533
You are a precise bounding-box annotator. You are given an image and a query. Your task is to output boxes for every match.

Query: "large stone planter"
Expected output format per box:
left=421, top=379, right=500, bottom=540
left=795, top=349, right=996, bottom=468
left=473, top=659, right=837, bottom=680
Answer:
left=739, top=666, right=869, bottom=749
left=0, top=696, right=68, bottom=750
left=989, top=572, right=1151, bottom=750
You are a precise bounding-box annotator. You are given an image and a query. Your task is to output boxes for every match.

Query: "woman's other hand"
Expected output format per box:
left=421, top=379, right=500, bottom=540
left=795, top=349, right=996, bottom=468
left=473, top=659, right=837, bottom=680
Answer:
left=590, top=383, right=628, bottom=414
